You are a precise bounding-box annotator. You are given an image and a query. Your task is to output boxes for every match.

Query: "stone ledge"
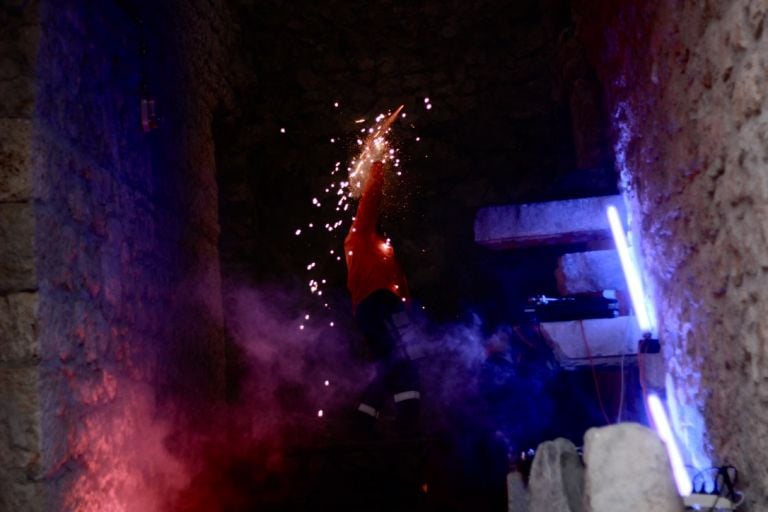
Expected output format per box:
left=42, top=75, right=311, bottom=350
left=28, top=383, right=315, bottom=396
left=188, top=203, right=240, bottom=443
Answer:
left=474, top=195, right=626, bottom=249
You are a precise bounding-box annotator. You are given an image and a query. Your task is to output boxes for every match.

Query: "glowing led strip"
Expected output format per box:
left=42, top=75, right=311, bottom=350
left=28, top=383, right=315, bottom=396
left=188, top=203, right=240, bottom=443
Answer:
left=607, top=205, right=653, bottom=332
left=647, top=393, right=693, bottom=496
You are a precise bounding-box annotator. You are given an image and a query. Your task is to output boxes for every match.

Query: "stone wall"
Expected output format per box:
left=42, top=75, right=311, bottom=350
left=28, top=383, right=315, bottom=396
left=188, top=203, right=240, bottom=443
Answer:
left=0, top=1, right=42, bottom=510
left=0, top=0, right=232, bottom=510
left=574, top=0, right=768, bottom=508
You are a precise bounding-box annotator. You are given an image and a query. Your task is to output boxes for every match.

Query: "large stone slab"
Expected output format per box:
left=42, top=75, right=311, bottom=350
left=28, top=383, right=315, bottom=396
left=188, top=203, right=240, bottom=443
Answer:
left=0, top=202, right=36, bottom=291
left=556, top=250, right=625, bottom=295
left=0, top=118, right=33, bottom=201
left=0, top=292, right=39, bottom=364
left=583, top=423, right=684, bottom=512
left=529, top=438, right=584, bottom=512
left=539, top=316, right=642, bottom=365
left=0, top=367, right=43, bottom=512
left=474, top=195, right=626, bottom=249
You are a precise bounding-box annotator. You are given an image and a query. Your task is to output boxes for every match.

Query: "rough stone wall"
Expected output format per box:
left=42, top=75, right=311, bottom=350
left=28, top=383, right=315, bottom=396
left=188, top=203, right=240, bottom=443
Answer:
left=574, top=0, right=768, bottom=507
left=0, top=2, right=42, bottom=510
left=2, top=0, right=231, bottom=510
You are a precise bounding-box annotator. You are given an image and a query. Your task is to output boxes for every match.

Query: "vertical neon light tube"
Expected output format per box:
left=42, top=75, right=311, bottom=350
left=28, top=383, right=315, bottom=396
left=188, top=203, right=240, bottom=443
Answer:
left=647, top=393, right=693, bottom=496
left=607, top=205, right=653, bottom=332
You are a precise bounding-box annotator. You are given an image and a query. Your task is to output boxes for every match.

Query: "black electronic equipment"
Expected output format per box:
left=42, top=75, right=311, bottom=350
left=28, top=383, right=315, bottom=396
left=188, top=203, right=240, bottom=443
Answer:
left=523, top=294, right=619, bottom=323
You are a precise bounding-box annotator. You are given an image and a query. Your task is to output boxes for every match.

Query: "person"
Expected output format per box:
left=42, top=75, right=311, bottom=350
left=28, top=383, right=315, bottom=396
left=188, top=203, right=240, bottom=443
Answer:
left=479, top=325, right=557, bottom=464
left=345, top=160, right=421, bottom=436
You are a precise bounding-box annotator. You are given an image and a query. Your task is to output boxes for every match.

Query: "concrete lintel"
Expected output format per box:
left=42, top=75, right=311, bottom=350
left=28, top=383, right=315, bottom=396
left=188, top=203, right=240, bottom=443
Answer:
left=474, top=195, right=626, bottom=249
left=539, top=316, right=642, bottom=363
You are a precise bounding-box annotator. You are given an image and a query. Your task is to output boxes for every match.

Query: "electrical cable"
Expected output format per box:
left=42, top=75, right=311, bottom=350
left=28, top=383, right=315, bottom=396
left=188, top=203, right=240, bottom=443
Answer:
left=617, top=350, right=625, bottom=423
left=718, top=465, right=738, bottom=505
left=708, top=486, right=724, bottom=512
left=579, top=321, right=611, bottom=425
left=512, top=325, right=537, bottom=350
left=636, top=343, right=652, bottom=427
left=616, top=316, right=633, bottom=423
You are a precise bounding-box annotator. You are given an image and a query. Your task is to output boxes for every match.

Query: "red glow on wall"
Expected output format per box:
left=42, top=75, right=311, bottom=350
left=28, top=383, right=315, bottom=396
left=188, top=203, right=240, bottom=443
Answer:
left=62, top=378, right=190, bottom=512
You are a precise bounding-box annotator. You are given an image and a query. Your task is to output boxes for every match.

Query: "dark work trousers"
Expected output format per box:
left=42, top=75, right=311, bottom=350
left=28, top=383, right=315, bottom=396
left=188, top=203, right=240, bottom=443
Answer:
left=354, top=289, right=420, bottom=434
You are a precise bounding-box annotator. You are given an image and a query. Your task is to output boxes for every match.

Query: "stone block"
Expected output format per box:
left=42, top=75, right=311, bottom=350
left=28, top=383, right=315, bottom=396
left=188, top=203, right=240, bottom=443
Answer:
left=583, top=423, right=683, bottom=512
left=556, top=250, right=625, bottom=295
left=0, top=367, right=41, bottom=461
left=0, top=292, right=39, bottom=364
left=507, top=470, right=529, bottom=512
left=0, top=76, right=36, bottom=119
left=0, top=474, right=42, bottom=512
left=529, top=438, right=584, bottom=512
left=539, top=317, right=642, bottom=363
left=0, top=202, right=36, bottom=291
left=0, top=366, right=43, bottom=511
left=474, top=195, right=626, bottom=249
left=0, top=118, right=33, bottom=201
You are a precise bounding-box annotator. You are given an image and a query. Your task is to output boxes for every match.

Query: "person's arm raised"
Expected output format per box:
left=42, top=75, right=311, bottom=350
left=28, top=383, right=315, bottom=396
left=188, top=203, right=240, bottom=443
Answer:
left=351, top=161, right=385, bottom=234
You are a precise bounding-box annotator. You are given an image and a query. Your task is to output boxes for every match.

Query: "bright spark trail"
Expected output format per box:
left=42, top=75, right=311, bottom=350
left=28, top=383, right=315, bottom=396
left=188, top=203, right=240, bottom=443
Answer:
left=293, top=103, right=412, bottom=316
left=289, top=100, right=433, bottom=420
left=348, top=104, right=404, bottom=198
